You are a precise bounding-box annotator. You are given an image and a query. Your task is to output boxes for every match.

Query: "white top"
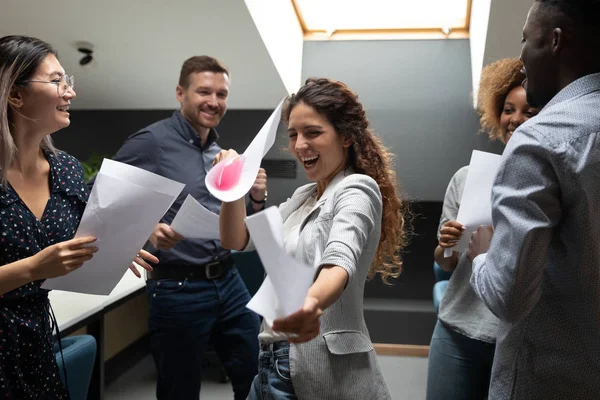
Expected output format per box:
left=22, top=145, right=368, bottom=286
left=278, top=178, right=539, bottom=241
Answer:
left=258, top=194, right=318, bottom=343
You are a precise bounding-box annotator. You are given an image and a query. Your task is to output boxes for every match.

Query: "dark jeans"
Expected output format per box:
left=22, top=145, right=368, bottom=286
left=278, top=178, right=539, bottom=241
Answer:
left=426, top=320, right=495, bottom=400
left=147, top=266, right=260, bottom=400
left=247, top=341, right=297, bottom=400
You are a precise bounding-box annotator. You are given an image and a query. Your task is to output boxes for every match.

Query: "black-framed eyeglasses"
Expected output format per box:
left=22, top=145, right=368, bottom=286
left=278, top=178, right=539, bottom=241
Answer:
left=18, top=75, right=74, bottom=97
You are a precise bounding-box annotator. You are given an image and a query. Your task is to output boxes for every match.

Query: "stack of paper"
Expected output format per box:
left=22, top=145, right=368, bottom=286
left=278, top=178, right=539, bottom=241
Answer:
left=170, top=194, right=220, bottom=240
left=444, top=150, right=503, bottom=257
left=245, top=207, right=316, bottom=325
left=43, top=159, right=185, bottom=295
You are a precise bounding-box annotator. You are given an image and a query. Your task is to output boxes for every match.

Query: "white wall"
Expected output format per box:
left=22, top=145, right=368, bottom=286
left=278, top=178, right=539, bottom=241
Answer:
left=469, top=0, right=534, bottom=108
left=469, top=0, right=492, bottom=108
left=0, top=0, right=288, bottom=109
left=245, top=0, right=304, bottom=95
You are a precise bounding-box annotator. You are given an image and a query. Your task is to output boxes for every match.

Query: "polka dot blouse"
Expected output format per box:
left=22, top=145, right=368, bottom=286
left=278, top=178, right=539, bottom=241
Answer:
left=0, top=150, right=88, bottom=399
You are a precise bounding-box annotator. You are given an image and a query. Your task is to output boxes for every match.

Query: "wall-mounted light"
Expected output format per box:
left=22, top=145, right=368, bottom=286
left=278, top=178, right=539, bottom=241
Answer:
left=75, top=41, right=94, bottom=66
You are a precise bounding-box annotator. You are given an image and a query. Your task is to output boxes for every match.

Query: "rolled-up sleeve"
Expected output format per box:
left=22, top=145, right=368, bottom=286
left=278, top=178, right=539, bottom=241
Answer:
left=470, top=128, right=562, bottom=323
left=319, top=175, right=382, bottom=285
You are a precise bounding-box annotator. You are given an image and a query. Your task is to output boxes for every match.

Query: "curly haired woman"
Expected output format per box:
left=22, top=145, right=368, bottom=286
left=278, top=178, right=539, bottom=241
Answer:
left=217, top=77, right=409, bottom=399
left=426, top=58, right=540, bottom=400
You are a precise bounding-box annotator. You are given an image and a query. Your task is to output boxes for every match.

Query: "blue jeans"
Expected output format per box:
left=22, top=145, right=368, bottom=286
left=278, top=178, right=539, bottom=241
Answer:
left=247, top=341, right=297, bottom=400
left=147, top=266, right=260, bottom=400
left=426, top=320, right=495, bottom=400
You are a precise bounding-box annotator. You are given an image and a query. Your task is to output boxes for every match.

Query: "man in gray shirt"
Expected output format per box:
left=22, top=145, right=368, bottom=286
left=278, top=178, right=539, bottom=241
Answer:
left=468, top=0, right=600, bottom=398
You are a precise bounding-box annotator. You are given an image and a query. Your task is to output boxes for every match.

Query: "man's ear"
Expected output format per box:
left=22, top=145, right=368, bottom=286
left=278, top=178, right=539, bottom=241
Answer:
left=175, top=85, right=185, bottom=104
left=552, top=27, right=564, bottom=56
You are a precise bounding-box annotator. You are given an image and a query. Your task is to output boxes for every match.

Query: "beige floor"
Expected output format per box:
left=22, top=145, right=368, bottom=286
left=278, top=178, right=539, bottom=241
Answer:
left=106, top=353, right=429, bottom=399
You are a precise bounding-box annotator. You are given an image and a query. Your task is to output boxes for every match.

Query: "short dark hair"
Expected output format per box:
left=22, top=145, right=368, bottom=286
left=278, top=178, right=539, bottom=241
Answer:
left=178, top=56, right=229, bottom=88
left=536, top=0, right=600, bottom=30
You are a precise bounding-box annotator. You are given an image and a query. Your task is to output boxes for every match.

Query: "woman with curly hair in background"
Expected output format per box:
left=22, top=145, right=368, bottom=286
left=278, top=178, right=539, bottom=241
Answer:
left=426, top=58, right=539, bottom=400
left=217, top=77, right=409, bottom=399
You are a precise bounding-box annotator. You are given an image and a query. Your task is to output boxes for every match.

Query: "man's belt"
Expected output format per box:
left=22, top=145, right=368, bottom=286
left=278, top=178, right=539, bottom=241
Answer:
left=148, top=257, right=233, bottom=281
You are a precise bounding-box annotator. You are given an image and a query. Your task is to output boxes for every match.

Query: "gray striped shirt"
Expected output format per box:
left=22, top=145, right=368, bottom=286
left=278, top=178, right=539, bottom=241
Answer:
left=471, top=73, right=600, bottom=399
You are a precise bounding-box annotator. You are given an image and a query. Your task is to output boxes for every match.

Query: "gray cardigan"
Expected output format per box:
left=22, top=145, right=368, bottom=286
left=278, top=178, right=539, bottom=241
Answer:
left=246, top=170, right=391, bottom=400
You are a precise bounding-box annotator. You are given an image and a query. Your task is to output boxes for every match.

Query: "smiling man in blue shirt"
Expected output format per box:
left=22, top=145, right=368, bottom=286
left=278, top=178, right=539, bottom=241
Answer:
left=110, top=56, right=266, bottom=400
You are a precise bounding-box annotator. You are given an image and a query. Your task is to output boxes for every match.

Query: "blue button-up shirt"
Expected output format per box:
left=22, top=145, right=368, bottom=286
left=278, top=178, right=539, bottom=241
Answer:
left=111, top=111, right=254, bottom=267
left=470, top=73, right=600, bottom=399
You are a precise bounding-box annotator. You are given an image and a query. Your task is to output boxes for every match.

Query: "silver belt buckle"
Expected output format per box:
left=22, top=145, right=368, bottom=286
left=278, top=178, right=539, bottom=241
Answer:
left=205, top=261, right=221, bottom=280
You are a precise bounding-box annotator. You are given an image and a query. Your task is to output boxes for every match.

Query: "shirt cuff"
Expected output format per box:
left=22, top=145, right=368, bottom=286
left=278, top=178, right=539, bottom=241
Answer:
left=470, top=253, right=487, bottom=295
left=472, top=253, right=487, bottom=273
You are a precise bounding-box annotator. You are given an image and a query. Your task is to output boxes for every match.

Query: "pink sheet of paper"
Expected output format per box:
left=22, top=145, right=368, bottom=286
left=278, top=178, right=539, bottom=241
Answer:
left=205, top=98, right=284, bottom=202
left=212, top=156, right=245, bottom=190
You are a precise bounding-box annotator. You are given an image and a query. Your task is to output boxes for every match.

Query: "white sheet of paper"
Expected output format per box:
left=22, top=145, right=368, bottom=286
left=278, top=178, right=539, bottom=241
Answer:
left=247, top=276, right=281, bottom=323
left=43, top=159, right=185, bottom=295
left=205, top=99, right=284, bottom=202
left=244, top=207, right=316, bottom=322
left=170, top=194, right=220, bottom=239
left=445, top=150, right=503, bottom=257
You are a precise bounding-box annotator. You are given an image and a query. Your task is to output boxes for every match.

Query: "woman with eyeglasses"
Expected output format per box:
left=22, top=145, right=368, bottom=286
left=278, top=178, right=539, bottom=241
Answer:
left=0, top=35, right=156, bottom=399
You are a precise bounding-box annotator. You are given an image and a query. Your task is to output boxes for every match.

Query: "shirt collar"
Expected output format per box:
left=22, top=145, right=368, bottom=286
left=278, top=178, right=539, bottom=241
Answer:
left=172, top=110, right=220, bottom=149
left=543, top=72, right=600, bottom=112
left=316, top=167, right=356, bottom=205
left=47, top=151, right=80, bottom=197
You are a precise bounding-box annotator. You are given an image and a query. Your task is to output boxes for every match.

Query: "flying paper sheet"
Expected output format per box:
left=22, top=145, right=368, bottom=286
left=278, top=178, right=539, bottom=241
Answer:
left=245, top=207, right=316, bottom=324
left=170, top=194, right=220, bottom=240
left=444, top=150, right=503, bottom=257
left=43, top=159, right=185, bottom=295
left=206, top=99, right=284, bottom=202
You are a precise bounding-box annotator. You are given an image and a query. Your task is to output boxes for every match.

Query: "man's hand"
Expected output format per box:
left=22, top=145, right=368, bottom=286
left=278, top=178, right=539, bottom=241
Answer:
left=149, top=223, right=184, bottom=250
left=250, top=168, right=267, bottom=204
left=467, top=225, right=494, bottom=263
left=128, top=249, right=158, bottom=278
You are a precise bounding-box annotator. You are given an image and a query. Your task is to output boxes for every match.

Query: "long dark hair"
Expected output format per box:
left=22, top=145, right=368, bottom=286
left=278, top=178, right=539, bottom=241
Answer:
left=283, top=77, right=409, bottom=283
left=0, top=35, right=58, bottom=183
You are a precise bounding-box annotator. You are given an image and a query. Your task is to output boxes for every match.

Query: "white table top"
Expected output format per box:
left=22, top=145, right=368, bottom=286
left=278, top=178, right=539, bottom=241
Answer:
left=49, top=266, right=146, bottom=332
left=105, top=268, right=147, bottom=306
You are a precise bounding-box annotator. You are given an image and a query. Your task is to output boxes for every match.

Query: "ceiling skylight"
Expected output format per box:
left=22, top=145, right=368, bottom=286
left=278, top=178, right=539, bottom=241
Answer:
left=292, top=0, right=472, bottom=39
